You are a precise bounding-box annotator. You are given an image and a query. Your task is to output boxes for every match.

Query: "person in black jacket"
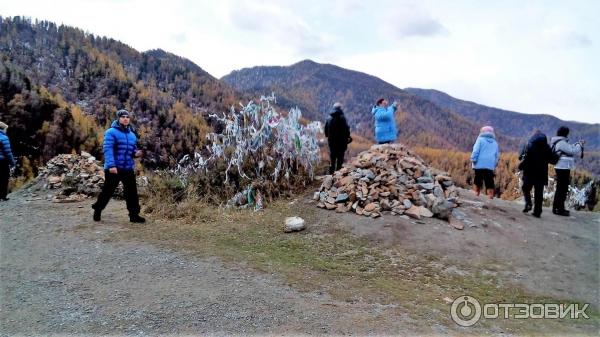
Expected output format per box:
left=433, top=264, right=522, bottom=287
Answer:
left=324, top=102, right=351, bottom=174
left=519, top=130, right=552, bottom=217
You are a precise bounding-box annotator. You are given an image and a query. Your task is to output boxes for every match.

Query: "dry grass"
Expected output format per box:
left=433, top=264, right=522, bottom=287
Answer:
left=108, top=187, right=600, bottom=334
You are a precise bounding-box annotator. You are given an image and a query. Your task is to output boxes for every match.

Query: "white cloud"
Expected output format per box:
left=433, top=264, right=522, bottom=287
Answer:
left=224, top=0, right=330, bottom=56
left=542, top=27, right=592, bottom=49
left=329, top=0, right=366, bottom=18
left=382, top=4, right=448, bottom=40
left=171, top=33, right=187, bottom=44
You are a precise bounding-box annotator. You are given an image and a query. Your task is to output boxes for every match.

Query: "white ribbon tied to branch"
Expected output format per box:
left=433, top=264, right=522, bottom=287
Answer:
left=174, top=94, right=321, bottom=202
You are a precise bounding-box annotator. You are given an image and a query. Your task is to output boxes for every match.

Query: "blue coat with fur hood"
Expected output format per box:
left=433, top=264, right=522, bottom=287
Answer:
left=372, top=102, right=398, bottom=143
left=471, top=132, right=499, bottom=170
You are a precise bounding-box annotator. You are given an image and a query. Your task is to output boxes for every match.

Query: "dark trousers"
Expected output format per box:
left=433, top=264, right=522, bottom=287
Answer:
left=553, top=169, right=571, bottom=211
left=474, top=169, right=495, bottom=190
left=329, top=146, right=346, bottom=174
left=93, top=169, right=140, bottom=216
left=523, top=181, right=544, bottom=215
left=0, top=159, right=8, bottom=199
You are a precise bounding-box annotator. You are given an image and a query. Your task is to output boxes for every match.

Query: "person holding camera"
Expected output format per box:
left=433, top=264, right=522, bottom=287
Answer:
left=372, top=98, right=398, bottom=144
left=550, top=126, right=584, bottom=216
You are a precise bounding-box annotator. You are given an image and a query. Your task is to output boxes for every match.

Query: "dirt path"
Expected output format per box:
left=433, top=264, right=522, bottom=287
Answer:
left=0, top=190, right=412, bottom=336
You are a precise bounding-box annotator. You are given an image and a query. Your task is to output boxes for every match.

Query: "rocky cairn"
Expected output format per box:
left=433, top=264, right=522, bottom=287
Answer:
left=314, top=144, right=458, bottom=220
left=33, top=152, right=148, bottom=202
left=34, top=152, right=105, bottom=202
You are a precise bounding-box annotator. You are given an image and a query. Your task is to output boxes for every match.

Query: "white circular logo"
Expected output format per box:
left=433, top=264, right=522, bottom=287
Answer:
left=450, top=295, right=482, bottom=327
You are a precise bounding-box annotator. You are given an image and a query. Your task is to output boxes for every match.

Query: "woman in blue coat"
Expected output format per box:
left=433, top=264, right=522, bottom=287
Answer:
left=92, top=110, right=145, bottom=223
left=470, top=126, right=500, bottom=198
left=372, top=98, right=398, bottom=144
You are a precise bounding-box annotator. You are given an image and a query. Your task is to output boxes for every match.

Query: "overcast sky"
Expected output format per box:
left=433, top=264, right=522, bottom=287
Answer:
left=2, top=0, right=599, bottom=124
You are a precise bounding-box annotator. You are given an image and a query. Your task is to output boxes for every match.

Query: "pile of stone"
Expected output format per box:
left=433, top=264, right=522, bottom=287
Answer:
left=34, top=152, right=106, bottom=202
left=314, top=144, right=459, bottom=220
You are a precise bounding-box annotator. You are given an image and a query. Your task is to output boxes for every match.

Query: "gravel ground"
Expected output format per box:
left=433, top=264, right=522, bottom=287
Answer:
left=1, top=186, right=598, bottom=336
left=0, top=190, right=413, bottom=336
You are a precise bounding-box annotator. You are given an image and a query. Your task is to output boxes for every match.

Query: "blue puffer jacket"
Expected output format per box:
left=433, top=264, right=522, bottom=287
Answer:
left=471, top=132, right=499, bottom=170
left=103, top=120, right=137, bottom=170
left=0, top=131, right=15, bottom=166
left=372, top=103, right=398, bottom=143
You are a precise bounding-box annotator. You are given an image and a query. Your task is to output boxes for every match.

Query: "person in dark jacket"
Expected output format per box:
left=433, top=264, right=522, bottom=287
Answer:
left=0, top=121, right=16, bottom=201
left=92, top=110, right=145, bottom=223
left=550, top=126, right=584, bottom=216
left=519, top=130, right=552, bottom=218
left=324, top=102, right=351, bottom=174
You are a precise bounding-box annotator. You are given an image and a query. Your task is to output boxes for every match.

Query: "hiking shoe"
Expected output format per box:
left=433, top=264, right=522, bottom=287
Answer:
left=129, top=215, right=146, bottom=223
left=522, top=204, right=532, bottom=213
left=0, top=197, right=9, bottom=201
left=93, top=210, right=101, bottom=222
left=532, top=212, right=541, bottom=218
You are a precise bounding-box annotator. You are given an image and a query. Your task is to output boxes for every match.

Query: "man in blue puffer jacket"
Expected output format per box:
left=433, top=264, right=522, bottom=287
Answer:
left=92, top=109, right=145, bottom=223
left=470, top=126, right=500, bottom=199
left=372, top=98, right=398, bottom=144
left=0, top=121, right=16, bottom=201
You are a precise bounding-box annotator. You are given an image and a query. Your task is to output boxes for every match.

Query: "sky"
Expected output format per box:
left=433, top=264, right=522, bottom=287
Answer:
left=2, top=0, right=599, bottom=124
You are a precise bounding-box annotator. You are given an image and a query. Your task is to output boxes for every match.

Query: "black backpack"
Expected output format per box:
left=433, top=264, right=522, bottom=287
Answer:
left=549, top=140, right=562, bottom=165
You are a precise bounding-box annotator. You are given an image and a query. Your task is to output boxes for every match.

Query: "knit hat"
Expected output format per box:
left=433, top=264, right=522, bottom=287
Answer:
left=0, top=121, right=7, bottom=133
left=116, top=109, right=130, bottom=118
left=480, top=125, right=494, bottom=134
left=333, top=102, right=342, bottom=108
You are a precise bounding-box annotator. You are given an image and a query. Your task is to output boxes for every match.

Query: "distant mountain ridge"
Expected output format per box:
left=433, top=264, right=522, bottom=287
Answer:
left=404, top=88, right=600, bottom=150
left=222, top=60, right=520, bottom=152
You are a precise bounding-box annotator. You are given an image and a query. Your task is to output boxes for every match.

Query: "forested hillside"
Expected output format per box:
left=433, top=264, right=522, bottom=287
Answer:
left=0, top=16, right=237, bottom=175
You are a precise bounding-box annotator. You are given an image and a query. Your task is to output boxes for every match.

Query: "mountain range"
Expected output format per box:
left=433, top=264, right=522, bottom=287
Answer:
left=222, top=61, right=599, bottom=176
left=222, top=61, right=598, bottom=152
left=405, top=88, right=599, bottom=149
left=222, top=60, right=523, bottom=152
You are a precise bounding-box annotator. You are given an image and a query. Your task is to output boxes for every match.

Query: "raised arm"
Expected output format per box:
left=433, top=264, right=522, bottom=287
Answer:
left=556, top=140, right=583, bottom=157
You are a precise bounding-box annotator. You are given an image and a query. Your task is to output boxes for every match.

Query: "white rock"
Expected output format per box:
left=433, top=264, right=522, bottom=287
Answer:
left=284, top=216, right=306, bottom=233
